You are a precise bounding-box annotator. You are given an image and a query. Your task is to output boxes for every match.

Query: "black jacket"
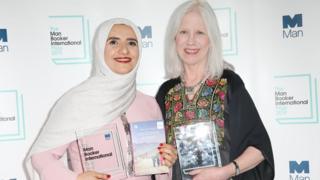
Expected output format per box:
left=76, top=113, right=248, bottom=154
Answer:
left=155, top=70, right=274, bottom=180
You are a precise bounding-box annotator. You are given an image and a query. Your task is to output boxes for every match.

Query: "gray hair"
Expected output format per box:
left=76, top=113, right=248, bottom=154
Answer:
left=164, top=0, right=226, bottom=79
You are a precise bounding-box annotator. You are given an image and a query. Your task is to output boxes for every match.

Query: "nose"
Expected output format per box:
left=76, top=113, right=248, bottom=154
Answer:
left=187, top=33, right=195, bottom=45
left=118, top=43, right=129, bottom=54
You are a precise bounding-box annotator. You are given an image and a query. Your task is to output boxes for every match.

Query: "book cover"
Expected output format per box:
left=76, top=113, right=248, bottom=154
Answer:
left=76, top=123, right=127, bottom=178
left=130, top=120, right=169, bottom=176
left=174, top=121, right=222, bottom=180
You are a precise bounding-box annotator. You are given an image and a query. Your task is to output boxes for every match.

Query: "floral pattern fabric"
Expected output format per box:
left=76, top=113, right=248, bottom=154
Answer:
left=164, top=78, right=228, bottom=147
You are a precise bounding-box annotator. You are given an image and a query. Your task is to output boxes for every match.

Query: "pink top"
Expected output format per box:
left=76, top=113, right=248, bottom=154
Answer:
left=31, top=92, right=171, bottom=180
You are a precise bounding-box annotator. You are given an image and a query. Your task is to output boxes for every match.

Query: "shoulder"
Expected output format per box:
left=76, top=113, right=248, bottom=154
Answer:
left=128, top=91, right=162, bottom=120
left=136, top=91, right=155, bottom=101
left=156, top=78, right=181, bottom=96
left=221, top=69, right=244, bottom=93
left=135, top=91, right=158, bottom=107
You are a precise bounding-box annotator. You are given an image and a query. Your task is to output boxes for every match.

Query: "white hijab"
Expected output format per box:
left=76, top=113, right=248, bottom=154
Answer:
left=24, top=18, right=142, bottom=180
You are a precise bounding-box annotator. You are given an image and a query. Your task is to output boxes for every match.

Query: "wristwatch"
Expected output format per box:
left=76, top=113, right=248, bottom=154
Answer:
left=232, top=160, right=240, bottom=176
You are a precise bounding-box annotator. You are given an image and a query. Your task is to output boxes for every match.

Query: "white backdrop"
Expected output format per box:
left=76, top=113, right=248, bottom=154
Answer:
left=0, top=0, right=319, bottom=179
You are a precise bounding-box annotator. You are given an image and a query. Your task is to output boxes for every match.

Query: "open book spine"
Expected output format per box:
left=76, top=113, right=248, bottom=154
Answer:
left=120, top=113, right=134, bottom=176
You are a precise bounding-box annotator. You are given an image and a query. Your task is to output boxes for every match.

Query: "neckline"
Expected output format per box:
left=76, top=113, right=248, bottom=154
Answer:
left=181, top=80, right=205, bottom=110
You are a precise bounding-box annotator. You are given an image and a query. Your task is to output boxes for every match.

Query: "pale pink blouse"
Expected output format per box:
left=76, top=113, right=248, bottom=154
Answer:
left=31, top=91, right=171, bottom=180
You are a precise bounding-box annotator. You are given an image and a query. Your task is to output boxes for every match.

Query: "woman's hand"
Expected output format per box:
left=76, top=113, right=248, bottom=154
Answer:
left=158, top=143, right=178, bottom=168
left=77, top=171, right=111, bottom=180
left=188, top=165, right=233, bottom=180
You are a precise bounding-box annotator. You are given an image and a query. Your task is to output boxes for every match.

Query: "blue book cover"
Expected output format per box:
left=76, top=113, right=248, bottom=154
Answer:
left=130, top=120, right=169, bottom=175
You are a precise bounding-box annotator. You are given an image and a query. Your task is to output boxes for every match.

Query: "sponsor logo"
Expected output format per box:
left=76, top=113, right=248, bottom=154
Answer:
left=282, top=14, right=303, bottom=39
left=214, top=8, right=238, bottom=56
left=0, top=28, right=9, bottom=52
left=0, top=29, right=8, bottom=42
left=0, top=90, right=25, bottom=141
left=138, top=25, right=153, bottom=48
left=49, top=16, right=90, bottom=64
left=104, top=132, right=111, bottom=140
left=289, top=161, right=310, bottom=180
left=274, top=74, right=318, bottom=124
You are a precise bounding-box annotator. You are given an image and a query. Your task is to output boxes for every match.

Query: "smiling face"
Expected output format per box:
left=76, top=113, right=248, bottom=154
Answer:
left=104, top=24, right=139, bottom=74
left=175, top=9, right=210, bottom=68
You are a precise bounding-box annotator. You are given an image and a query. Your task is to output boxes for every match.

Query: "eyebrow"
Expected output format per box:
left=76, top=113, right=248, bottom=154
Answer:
left=107, top=36, right=138, bottom=43
left=107, top=37, right=120, bottom=41
left=127, top=38, right=138, bottom=43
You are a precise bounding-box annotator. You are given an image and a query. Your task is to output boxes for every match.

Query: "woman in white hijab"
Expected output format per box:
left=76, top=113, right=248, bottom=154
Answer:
left=25, top=18, right=177, bottom=180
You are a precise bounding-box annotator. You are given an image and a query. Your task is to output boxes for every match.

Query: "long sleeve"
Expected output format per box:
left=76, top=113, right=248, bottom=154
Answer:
left=225, top=70, right=274, bottom=180
left=31, top=143, right=79, bottom=180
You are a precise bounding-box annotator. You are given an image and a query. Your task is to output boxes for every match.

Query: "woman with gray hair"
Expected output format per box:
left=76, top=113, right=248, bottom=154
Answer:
left=156, top=0, right=274, bottom=179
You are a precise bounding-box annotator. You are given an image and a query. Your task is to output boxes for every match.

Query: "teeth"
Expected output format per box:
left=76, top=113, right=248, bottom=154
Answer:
left=185, top=49, right=198, bottom=54
left=116, top=58, right=130, bottom=61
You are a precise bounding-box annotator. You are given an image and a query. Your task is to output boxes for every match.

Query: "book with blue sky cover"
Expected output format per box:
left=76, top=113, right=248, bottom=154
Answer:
left=130, top=120, right=169, bottom=175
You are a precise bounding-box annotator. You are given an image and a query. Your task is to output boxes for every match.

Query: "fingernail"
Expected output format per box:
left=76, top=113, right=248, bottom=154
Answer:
left=160, top=152, right=163, bottom=154
left=160, top=143, right=164, bottom=146
left=157, top=147, right=161, bottom=150
left=107, top=174, right=111, bottom=178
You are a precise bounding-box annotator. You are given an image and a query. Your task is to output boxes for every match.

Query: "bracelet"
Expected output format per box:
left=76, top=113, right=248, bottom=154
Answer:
left=232, top=160, right=240, bottom=176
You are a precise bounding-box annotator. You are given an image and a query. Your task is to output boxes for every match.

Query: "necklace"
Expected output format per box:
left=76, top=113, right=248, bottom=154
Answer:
left=181, top=78, right=203, bottom=95
left=184, top=79, right=203, bottom=94
left=181, top=74, right=207, bottom=95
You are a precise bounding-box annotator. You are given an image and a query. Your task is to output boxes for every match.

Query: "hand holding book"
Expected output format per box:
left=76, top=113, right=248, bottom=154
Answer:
left=174, top=121, right=222, bottom=180
left=129, top=120, right=169, bottom=175
left=76, top=119, right=175, bottom=177
left=158, top=143, right=178, bottom=168
left=187, top=165, right=233, bottom=180
left=77, top=171, right=111, bottom=180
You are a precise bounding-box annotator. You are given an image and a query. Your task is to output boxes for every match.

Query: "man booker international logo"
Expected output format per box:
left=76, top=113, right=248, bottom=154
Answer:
left=274, top=74, right=318, bottom=124
left=49, top=16, right=90, bottom=64
left=0, top=28, right=9, bottom=53
left=214, top=7, right=238, bottom=56
left=0, top=90, right=25, bottom=141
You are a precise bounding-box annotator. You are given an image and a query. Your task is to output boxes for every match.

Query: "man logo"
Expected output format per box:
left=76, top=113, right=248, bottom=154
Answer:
left=282, top=14, right=303, bottom=38
left=138, top=26, right=152, bottom=39
left=289, top=161, right=309, bottom=174
left=138, top=26, right=153, bottom=48
left=104, top=133, right=111, bottom=140
left=283, top=14, right=303, bottom=29
left=0, top=29, right=9, bottom=52
left=0, top=29, right=8, bottom=42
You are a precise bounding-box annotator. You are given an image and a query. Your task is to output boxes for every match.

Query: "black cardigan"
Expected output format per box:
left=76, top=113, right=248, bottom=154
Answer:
left=155, top=70, right=274, bottom=180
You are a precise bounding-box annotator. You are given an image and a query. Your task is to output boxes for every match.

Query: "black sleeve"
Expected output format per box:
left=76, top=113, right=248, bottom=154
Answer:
left=226, top=71, right=274, bottom=179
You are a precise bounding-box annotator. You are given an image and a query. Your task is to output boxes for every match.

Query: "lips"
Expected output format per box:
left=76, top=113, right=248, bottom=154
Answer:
left=184, top=48, right=199, bottom=55
left=114, top=57, right=132, bottom=63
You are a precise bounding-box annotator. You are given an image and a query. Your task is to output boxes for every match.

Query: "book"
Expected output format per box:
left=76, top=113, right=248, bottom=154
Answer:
left=130, top=120, right=169, bottom=176
left=75, top=123, right=127, bottom=178
left=174, top=121, right=222, bottom=180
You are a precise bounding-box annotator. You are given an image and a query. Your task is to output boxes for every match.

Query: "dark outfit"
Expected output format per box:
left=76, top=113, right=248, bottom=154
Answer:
left=156, top=70, right=274, bottom=180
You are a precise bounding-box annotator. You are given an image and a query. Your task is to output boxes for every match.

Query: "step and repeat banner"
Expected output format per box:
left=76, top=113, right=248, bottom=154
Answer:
left=0, top=0, right=319, bottom=179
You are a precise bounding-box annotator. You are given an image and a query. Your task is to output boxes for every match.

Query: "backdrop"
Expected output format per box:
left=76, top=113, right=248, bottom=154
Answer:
left=0, top=0, right=319, bottom=179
